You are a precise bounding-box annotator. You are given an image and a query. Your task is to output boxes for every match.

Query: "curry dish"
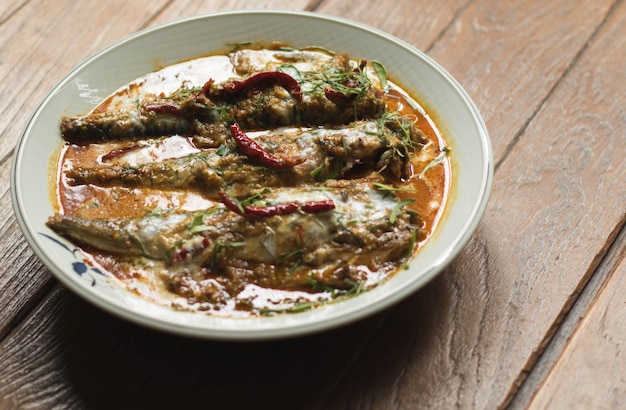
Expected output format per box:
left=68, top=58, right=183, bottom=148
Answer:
left=47, top=43, right=450, bottom=316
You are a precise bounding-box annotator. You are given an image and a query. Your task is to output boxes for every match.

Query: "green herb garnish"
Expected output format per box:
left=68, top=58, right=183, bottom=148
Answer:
left=259, top=278, right=365, bottom=315
left=419, top=146, right=451, bottom=178
left=373, top=182, right=417, bottom=193
left=390, top=199, right=414, bottom=224
left=210, top=240, right=245, bottom=271
left=372, top=60, right=388, bottom=91
left=215, top=144, right=231, bottom=156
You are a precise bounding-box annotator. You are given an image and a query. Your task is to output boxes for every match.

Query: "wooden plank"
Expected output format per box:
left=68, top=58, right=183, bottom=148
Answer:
left=0, top=283, right=391, bottom=409
left=315, top=0, right=626, bottom=408
left=509, top=223, right=626, bottom=408
left=0, top=0, right=170, bottom=161
left=315, top=0, right=471, bottom=50
left=528, top=230, right=626, bottom=409
left=0, top=0, right=316, bottom=162
left=0, top=0, right=26, bottom=24
left=0, top=0, right=311, bottom=335
left=152, top=0, right=313, bottom=23
left=0, top=287, right=81, bottom=409
left=0, top=1, right=624, bottom=408
left=0, top=160, right=56, bottom=340
left=0, top=0, right=171, bottom=339
left=426, top=0, right=616, bottom=163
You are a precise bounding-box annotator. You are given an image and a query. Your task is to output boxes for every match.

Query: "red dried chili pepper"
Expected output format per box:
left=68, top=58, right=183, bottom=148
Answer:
left=299, top=199, right=336, bottom=214
left=100, top=146, right=142, bottom=162
left=210, top=71, right=302, bottom=102
left=201, top=78, right=214, bottom=95
left=324, top=87, right=349, bottom=102
left=229, top=124, right=305, bottom=169
left=242, top=202, right=300, bottom=218
left=218, top=191, right=245, bottom=215
left=170, top=237, right=210, bottom=264
left=324, top=60, right=369, bottom=102
left=218, top=191, right=335, bottom=218
left=354, top=59, right=367, bottom=73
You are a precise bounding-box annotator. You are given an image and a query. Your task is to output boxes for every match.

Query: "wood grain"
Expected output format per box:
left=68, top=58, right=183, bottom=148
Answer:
left=0, top=0, right=311, bottom=334
left=528, top=229, right=626, bottom=409
left=0, top=0, right=169, bottom=161
left=0, top=0, right=624, bottom=409
left=0, top=0, right=172, bottom=341
left=154, top=0, right=314, bottom=22
left=0, top=153, right=57, bottom=344
left=314, top=0, right=626, bottom=408
left=0, top=283, right=393, bottom=409
left=526, top=2, right=626, bottom=406
left=426, top=0, right=617, bottom=163
left=315, top=0, right=471, bottom=51
left=0, top=0, right=26, bottom=24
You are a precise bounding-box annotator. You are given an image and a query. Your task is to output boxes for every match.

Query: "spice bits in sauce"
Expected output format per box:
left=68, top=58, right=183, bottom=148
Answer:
left=48, top=44, right=450, bottom=316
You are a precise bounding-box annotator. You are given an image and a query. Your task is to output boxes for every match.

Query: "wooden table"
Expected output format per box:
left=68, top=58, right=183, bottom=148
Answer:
left=1, top=1, right=624, bottom=408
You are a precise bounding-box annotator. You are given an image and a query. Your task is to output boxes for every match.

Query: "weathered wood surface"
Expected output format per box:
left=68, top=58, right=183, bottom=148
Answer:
left=0, top=0, right=624, bottom=409
left=528, top=228, right=626, bottom=409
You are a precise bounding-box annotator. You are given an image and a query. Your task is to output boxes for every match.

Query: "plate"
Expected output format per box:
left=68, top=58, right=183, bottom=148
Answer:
left=11, top=10, right=492, bottom=340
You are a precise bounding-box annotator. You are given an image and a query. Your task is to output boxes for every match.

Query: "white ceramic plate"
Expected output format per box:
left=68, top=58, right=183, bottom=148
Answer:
left=11, top=10, right=492, bottom=340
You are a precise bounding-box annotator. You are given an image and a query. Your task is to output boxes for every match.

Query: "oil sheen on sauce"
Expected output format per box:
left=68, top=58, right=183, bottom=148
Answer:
left=54, top=46, right=450, bottom=316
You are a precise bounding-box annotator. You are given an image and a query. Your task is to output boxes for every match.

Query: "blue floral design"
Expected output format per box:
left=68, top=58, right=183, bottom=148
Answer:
left=39, top=233, right=105, bottom=286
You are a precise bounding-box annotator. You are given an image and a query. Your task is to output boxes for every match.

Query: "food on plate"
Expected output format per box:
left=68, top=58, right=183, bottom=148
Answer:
left=47, top=43, right=450, bottom=316
left=60, top=53, right=384, bottom=142
left=63, top=120, right=420, bottom=198
left=48, top=177, right=423, bottom=305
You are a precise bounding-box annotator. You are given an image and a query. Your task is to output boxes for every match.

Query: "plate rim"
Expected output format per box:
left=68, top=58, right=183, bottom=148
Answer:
left=10, top=9, right=493, bottom=340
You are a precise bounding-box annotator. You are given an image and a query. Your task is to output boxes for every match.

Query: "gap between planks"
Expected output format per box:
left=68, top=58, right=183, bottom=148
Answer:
left=4, top=2, right=621, bottom=406
left=0, top=272, right=57, bottom=344
left=305, top=0, right=325, bottom=11
left=0, top=0, right=392, bottom=352
left=285, top=3, right=475, bottom=407
left=0, top=0, right=28, bottom=26
left=136, top=0, right=177, bottom=31
left=496, top=0, right=626, bottom=405
left=494, top=0, right=624, bottom=174
left=424, top=0, right=473, bottom=55
left=504, top=213, right=626, bottom=409
left=0, top=0, right=176, bottom=342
